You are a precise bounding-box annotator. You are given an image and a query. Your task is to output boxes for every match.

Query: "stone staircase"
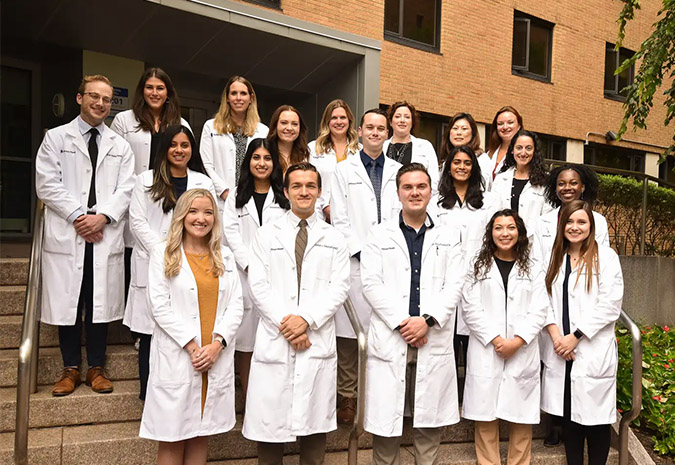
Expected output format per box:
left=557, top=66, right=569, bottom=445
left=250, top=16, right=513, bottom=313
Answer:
left=0, top=257, right=618, bottom=464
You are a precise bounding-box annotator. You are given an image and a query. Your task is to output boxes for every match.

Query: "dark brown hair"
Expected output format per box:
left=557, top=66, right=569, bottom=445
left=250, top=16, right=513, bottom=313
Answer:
left=387, top=101, right=419, bottom=135
left=267, top=105, right=310, bottom=172
left=473, top=209, right=531, bottom=280
left=440, top=112, right=482, bottom=165
left=131, top=68, right=182, bottom=133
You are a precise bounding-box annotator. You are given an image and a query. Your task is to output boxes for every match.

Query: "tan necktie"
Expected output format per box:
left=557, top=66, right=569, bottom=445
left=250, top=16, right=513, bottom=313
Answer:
left=295, top=219, right=308, bottom=296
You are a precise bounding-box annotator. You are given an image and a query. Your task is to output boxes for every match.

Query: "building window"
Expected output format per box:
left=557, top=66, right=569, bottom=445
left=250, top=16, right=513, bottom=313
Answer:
left=584, top=143, right=645, bottom=173
left=384, top=0, right=441, bottom=51
left=537, top=133, right=567, bottom=161
left=604, top=43, right=635, bottom=100
left=659, top=156, right=675, bottom=185
left=512, top=11, right=553, bottom=82
left=240, top=0, right=281, bottom=8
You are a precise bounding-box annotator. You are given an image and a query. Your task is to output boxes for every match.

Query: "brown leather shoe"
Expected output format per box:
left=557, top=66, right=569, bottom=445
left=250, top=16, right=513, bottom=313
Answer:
left=85, top=366, right=113, bottom=393
left=337, top=396, right=356, bottom=424
left=52, top=367, right=81, bottom=396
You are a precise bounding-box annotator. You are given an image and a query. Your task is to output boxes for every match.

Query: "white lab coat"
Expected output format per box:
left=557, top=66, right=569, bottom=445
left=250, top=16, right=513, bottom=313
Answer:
left=461, top=261, right=548, bottom=424
left=221, top=189, right=287, bottom=351
left=124, top=169, right=216, bottom=334
left=477, top=150, right=505, bottom=191
left=242, top=212, right=350, bottom=442
left=492, top=167, right=554, bottom=237
left=110, top=110, right=192, bottom=174
left=110, top=110, right=191, bottom=247
left=532, top=208, right=610, bottom=266
left=35, top=117, right=135, bottom=325
left=428, top=192, right=498, bottom=335
left=140, top=244, right=243, bottom=441
left=308, top=140, right=360, bottom=220
left=540, top=245, right=623, bottom=425
left=200, top=119, right=269, bottom=196
left=382, top=135, right=440, bottom=193
left=360, top=219, right=464, bottom=436
left=330, top=154, right=402, bottom=337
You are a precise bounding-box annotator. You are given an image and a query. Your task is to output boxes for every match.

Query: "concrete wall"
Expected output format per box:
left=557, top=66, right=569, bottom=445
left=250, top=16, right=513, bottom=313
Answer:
left=620, top=255, right=675, bottom=325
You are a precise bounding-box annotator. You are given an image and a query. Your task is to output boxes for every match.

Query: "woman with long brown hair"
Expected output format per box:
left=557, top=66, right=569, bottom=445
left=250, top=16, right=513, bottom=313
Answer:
left=309, top=99, right=360, bottom=221
left=462, top=209, right=548, bottom=465
left=140, top=189, right=243, bottom=465
left=112, top=67, right=190, bottom=174
left=267, top=104, right=310, bottom=174
left=478, top=106, right=523, bottom=190
left=201, top=76, right=268, bottom=201
left=541, top=200, right=623, bottom=465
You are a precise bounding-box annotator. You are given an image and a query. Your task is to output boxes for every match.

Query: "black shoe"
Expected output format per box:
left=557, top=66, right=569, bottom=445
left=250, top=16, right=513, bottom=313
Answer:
left=544, top=427, right=561, bottom=447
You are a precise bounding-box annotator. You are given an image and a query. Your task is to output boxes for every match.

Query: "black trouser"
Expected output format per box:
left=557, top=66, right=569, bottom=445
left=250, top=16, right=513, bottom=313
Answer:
left=133, top=332, right=151, bottom=400
left=58, top=242, right=108, bottom=368
left=563, top=360, right=611, bottom=465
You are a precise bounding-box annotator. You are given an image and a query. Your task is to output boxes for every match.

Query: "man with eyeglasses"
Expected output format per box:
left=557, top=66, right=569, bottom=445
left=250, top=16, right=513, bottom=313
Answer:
left=36, top=74, right=135, bottom=396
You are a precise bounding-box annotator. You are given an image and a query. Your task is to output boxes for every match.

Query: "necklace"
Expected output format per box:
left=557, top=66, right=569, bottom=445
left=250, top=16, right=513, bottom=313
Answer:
left=390, top=142, right=410, bottom=163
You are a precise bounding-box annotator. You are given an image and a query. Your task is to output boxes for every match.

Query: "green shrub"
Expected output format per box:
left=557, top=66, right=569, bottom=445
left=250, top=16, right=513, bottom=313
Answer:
left=617, top=324, right=675, bottom=455
left=596, top=174, right=675, bottom=257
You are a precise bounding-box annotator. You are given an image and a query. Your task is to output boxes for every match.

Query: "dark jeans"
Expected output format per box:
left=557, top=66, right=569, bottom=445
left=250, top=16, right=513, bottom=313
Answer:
left=563, top=359, right=611, bottom=465
left=58, top=242, right=108, bottom=368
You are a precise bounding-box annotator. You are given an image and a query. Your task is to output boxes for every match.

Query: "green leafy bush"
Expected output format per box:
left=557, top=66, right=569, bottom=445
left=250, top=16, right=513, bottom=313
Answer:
left=617, top=324, right=675, bottom=455
left=596, top=174, right=675, bottom=257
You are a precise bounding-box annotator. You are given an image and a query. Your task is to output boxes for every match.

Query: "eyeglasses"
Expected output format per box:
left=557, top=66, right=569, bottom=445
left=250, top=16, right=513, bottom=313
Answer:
left=83, top=92, right=112, bottom=105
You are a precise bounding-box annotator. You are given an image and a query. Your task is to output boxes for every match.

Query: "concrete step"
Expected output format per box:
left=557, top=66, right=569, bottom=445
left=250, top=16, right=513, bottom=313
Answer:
left=0, top=285, right=26, bottom=315
left=0, top=379, right=143, bottom=432
left=0, top=316, right=134, bottom=350
left=1, top=423, right=617, bottom=465
left=209, top=441, right=618, bottom=464
left=0, top=344, right=139, bottom=388
left=0, top=258, right=29, bottom=286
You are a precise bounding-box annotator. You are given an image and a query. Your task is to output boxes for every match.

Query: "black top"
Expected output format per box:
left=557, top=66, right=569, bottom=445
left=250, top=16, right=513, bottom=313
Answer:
left=510, top=178, right=529, bottom=212
left=149, top=131, right=162, bottom=170
left=562, top=254, right=572, bottom=335
left=494, top=256, right=515, bottom=294
left=387, top=142, right=413, bottom=165
left=399, top=212, right=434, bottom=317
left=252, top=191, right=267, bottom=225
left=172, top=175, right=188, bottom=199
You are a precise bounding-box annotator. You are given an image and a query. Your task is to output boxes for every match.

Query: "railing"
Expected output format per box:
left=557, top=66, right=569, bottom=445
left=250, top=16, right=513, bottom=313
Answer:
left=617, top=309, right=643, bottom=465
left=343, top=297, right=367, bottom=465
left=545, top=160, right=675, bottom=256
left=14, top=199, right=44, bottom=465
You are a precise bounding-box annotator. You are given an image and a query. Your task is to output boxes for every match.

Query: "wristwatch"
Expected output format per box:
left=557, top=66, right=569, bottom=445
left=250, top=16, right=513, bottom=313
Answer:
left=573, top=329, right=584, bottom=340
left=423, top=314, right=435, bottom=327
left=215, top=336, right=226, bottom=349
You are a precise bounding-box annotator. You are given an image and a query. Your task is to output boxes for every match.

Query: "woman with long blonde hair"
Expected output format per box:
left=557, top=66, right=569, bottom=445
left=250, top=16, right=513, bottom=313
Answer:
left=201, top=76, right=268, bottom=202
left=140, top=189, right=243, bottom=465
left=541, top=200, right=623, bottom=465
left=309, top=100, right=360, bottom=221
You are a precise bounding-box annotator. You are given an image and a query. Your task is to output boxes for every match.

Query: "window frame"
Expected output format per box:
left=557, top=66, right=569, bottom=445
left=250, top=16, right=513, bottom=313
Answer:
left=604, top=42, right=635, bottom=102
left=384, top=0, right=442, bottom=53
left=239, top=0, right=281, bottom=9
left=511, top=10, right=554, bottom=83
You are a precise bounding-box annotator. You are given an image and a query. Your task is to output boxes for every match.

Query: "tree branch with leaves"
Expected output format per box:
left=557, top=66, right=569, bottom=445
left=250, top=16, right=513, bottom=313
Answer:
left=616, top=0, right=675, bottom=162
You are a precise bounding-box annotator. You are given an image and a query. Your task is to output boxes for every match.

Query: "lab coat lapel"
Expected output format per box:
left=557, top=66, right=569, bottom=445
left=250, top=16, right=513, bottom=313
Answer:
left=65, top=120, right=89, bottom=162
left=97, top=128, right=114, bottom=169
left=305, top=220, right=327, bottom=256
left=272, top=215, right=296, bottom=264
left=244, top=196, right=261, bottom=227
left=352, top=155, right=375, bottom=194
left=387, top=221, right=410, bottom=265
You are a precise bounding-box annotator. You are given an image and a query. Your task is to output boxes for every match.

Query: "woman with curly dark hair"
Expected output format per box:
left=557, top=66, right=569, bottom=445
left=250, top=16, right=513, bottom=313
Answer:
left=462, top=209, right=548, bottom=465
left=532, top=163, right=609, bottom=266
left=492, top=130, right=553, bottom=237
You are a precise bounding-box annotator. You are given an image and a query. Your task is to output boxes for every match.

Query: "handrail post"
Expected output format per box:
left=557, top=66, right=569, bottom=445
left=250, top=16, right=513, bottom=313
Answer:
left=618, top=310, right=643, bottom=465
left=343, top=297, right=367, bottom=465
left=15, top=200, right=45, bottom=465
left=639, top=177, right=648, bottom=255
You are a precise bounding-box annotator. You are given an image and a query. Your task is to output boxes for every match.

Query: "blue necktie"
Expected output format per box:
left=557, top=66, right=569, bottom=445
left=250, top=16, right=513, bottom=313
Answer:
left=368, top=160, right=382, bottom=223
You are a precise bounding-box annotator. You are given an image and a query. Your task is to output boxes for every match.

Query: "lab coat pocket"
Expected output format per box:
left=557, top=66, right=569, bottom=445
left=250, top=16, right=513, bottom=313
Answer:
left=43, top=210, right=75, bottom=254
left=425, top=326, right=453, bottom=355
left=132, top=250, right=150, bottom=288
left=307, top=328, right=336, bottom=359
left=252, top=322, right=287, bottom=364
left=580, top=338, right=617, bottom=379
left=102, top=156, right=122, bottom=191
left=153, top=333, right=190, bottom=385
left=368, top=326, right=399, bottom=361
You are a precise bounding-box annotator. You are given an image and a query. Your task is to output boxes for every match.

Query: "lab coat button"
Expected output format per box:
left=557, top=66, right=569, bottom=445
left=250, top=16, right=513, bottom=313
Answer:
left=290, top=296, right=296, bottom=300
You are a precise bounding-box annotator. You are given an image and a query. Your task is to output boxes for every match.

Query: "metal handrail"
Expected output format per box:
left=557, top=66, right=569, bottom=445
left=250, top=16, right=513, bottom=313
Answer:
left=343, top=297, right=367, bottom=465
left=14, top=199, right=45, bottom=465
left=617, top=309, right=643, bottom=465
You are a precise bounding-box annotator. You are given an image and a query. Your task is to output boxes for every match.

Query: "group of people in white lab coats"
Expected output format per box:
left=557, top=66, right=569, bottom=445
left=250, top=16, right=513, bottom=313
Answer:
left=34, top=70, right=623, bottom=465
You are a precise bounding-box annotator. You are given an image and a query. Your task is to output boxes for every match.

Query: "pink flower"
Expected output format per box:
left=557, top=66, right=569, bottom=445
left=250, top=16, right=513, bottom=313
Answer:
left=653, top=353, right=658, bottom=357
left=664, top=326, right=670, bottom=332
left=665, top=364, right=670, bottom=369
